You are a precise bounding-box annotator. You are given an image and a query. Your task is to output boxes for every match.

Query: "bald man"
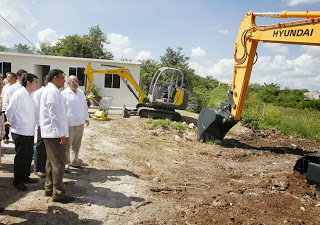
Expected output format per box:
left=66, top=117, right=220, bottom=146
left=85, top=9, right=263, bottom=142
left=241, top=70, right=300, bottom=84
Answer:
left=61, top=75, right=89, bottom=173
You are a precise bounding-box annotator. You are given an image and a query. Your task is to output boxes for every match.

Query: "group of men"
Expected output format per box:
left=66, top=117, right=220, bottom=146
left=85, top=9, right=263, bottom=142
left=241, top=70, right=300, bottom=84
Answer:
left=0, top=68, right=89, bottom=205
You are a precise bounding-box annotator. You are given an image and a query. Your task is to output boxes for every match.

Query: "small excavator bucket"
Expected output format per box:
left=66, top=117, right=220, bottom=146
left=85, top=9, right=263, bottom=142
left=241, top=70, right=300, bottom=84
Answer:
left=197, top=108, right=237, bottom=143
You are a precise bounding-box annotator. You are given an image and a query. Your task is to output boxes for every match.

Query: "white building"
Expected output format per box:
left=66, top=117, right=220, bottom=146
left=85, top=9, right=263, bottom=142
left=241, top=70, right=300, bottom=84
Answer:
left=0, top=52, right=141, bottom=108
left=303, top=91, right=320, bottom=100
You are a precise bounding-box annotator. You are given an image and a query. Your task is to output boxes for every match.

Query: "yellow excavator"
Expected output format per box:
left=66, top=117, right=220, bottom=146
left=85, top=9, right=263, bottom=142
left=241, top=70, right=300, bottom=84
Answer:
left=84, top=63, right=189, bottom=121
left=198, top=10, right=320, bottom=143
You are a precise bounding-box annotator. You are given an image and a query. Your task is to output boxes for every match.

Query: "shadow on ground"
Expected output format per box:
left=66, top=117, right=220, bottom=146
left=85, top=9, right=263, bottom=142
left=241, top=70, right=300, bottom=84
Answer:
left=1, top=206, right=101, bottom=225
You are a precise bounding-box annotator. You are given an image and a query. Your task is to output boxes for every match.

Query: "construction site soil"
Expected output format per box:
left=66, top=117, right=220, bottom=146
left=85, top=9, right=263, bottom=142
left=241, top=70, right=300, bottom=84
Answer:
left=0, top=109, right=320, bottom=224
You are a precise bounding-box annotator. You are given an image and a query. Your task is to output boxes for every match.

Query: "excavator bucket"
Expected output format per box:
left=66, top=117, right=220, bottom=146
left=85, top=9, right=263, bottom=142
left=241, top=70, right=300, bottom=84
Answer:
left=197, top=108, right=237, bottom=143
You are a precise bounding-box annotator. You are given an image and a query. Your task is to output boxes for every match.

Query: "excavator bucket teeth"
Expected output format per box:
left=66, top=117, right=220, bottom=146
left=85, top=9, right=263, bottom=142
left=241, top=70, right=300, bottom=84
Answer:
left=197, top=108, right=237, bottom=143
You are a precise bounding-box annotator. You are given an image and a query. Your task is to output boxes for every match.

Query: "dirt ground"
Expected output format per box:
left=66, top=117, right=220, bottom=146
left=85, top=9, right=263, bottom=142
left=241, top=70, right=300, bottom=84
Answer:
left=0, top=109, right=320, bottom=224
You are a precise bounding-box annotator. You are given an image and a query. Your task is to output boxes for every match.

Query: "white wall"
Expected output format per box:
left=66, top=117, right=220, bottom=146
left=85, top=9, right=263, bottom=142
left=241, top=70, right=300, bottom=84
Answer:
left=0, top=52, right=141, bottom=108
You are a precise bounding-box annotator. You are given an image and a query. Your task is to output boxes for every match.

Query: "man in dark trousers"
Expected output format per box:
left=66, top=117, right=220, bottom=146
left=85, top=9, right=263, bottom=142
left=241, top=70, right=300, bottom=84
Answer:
left=5, top=73, right=39, bottom=191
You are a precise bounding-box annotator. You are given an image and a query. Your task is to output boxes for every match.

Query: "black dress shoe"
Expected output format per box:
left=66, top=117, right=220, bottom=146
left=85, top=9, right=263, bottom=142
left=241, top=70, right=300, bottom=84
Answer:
left=52, top=196, right=75, bottom=204
left=24, top=178, right=38, bottom=183
left=14, top=183, right=28, bottom=191
left=44, top=191, right=52, bottom=197
left=70, top=165, right=82, bottom=169
left=0, top=207, right=4, bottom=213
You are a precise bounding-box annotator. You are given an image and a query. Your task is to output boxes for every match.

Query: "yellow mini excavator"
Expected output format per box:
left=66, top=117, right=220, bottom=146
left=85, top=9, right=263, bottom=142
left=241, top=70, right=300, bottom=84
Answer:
left=84, top=63, right=189, bottom=121
left=198, top=10, right=320, bottom=143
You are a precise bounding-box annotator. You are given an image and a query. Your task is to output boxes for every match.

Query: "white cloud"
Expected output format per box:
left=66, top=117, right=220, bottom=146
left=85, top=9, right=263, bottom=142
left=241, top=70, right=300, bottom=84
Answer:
left=209, top=58, right=234, bottom=83
left=284, top=0, right=320, bottom=6
left=190, top=51, right=320, bottom=91
left=217, top=29, right=230, bottom=35
left=262, top=43, right=289, bottom=54
left=189, top=58, right=234, bottom=83
left=37, top=28, right=63, bottom=44
left=106, top=33, right=152, bottom=61
left=0, top=0, right=38, bottom=39
left=36, top=28, right=64, bottom=49
left=106, top=33, right=131, bottom=59
left=301, top=45, right=320, bottom=56
left=251, top=53, right=320, bottom=91
left=191, top=47, right=206, bottom=58
left=136, top=51, right=152, bottom=61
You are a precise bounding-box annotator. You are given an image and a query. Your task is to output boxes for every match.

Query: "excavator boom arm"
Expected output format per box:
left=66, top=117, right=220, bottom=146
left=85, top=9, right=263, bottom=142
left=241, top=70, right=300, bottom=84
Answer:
left=198, top=10, right=320, bottom=142
left=232, top=11, right=320, bottom=121
left=84, top=63, right=148, bottom=103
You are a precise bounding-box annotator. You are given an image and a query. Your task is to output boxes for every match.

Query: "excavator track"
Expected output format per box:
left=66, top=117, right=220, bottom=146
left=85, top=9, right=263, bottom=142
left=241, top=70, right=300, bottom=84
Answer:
left=138, top=107, right=181, bottom=121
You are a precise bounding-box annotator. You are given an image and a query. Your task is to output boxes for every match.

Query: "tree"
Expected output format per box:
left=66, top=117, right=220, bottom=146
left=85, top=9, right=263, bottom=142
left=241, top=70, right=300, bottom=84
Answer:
left=0, top=45, right=7, bottom=52
left=14, top=43, right=34, bottom=54
left=55, top=34, right=92, bottom=58
left=258, top=83, right=281, bottom=103
left=37, top=41, right=57, bottom=55
left=53, top=25, right=113, bottom=59
left=86, top=25, right=113, bottom=59
left=140, top=59, right=161, bottom=93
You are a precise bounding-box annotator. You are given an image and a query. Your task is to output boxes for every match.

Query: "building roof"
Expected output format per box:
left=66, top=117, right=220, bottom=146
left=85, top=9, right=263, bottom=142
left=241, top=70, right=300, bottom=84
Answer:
left=0, top=52, right=141, bottom=65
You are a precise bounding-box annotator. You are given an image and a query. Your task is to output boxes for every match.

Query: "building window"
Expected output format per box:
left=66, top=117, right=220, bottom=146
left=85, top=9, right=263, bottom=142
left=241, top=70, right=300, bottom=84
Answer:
left=104, top=74, right=120, bottom=88
left=0, top=62, right=12, bottom=77
left=69, top=67, right=85, bottom=86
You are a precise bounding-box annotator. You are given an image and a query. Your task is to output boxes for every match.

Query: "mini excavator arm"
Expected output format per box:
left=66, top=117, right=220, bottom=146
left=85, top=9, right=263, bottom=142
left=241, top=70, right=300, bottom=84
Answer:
left=84, top=63, right=148, bottom=104
left=198, top=10, right=320, bottom=142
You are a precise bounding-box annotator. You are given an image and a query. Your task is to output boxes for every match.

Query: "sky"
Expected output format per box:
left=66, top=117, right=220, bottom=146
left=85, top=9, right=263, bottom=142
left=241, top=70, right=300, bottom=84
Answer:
left=0, top=0, right=320, bottom=91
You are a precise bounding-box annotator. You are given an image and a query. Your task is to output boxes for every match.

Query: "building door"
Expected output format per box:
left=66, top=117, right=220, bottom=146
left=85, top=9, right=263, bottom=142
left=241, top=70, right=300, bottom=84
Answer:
left=34, top=65, right=50, bottom=87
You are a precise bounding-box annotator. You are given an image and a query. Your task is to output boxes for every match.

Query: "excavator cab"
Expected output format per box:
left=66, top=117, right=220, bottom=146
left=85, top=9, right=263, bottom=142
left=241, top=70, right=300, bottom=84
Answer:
left=124, top=67, right=189, bottom=121
left=148, top=67, right=188, bottom=110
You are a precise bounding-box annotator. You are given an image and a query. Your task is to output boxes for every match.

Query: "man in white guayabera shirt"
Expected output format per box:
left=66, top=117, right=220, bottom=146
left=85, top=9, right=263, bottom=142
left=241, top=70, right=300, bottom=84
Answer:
left=40, top=69, right=74, bottom=204
left=5, top=73, right=39, bottom=191
left=61, top=75, right=89, bottom=173
left=3, top=70, right=27, bottom=143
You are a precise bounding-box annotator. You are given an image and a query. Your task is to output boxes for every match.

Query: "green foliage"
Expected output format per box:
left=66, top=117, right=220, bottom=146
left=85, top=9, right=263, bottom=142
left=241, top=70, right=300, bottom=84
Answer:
left=86, top=25, right=113, bottom=59
left=144, top=118, right=171, bottom=130
left=0, top=45, right=7, bottom=52
left=257, top=83, right=281, bottom=103
left=14, top=43, right=34, bottom=54
left=191, top=74, right=220, bottom=90
left=91, top=82, right=101, bottom=98
left=242, top=104, right=320, bottom=139
left=276, top=107, right=320, bottom=139
left=144, top=118, right=188, bottom=130
left=171, top=122, right=189, bottom=130
left=139, top=59, right=161, bottom=93
left=206, top=85, right=230, bottom=109
left=242, top=103, right=282, bottom=130
left=187, top=84, right=229, bottom=113
left=36, top=25, right=113, bottom=59
left=38, top=41, right=57, bottom=55
left=298, top=100, right=320, bottom=110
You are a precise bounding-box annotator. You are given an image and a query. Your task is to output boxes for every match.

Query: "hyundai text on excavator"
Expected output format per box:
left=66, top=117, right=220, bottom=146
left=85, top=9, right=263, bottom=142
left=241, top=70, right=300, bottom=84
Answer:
left=84, top=63, right=189, bottom=121
left=198, top=11, right=320, bottom=143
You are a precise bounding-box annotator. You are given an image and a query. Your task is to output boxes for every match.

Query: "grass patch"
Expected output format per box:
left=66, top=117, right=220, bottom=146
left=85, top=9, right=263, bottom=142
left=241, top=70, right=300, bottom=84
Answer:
left=242, top=104, right=320, bottom=139
left=144, top=118, right=189, bottom=130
